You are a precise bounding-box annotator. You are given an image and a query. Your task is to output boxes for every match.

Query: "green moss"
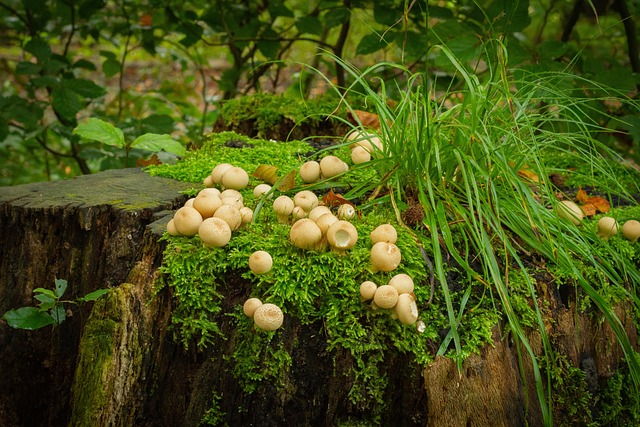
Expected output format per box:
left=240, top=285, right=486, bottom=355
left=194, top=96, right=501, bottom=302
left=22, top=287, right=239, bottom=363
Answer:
left=595, top=363, right=640, bottom=425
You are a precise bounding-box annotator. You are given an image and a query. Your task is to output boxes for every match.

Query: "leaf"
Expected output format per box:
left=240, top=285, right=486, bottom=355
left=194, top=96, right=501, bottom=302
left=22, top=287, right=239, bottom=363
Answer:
left=24, top=38, right=51, bottom=62
left=136, top=154, right=162, bottom=167
left=131, top=133, right=186, bottom=156
left=74, top=118, right=125, bottom=147
left=33, top=287, right=57, bottom=300
left=347, top=110, right=381, bottom=130
left=296, top=16, right=323, bottom=36
left=253, top=164, right=279, bottom=185
left=323, top=189, right=353, bottom=208
left=581, top=203, right=597, bottom=217
left=55, top=278, right=67, bottom=298
left=575, top=188, right=610, bottom=214
left=78, top=288, right=110, bottom=302
left=356, top=32, right=389, bottom=55
left=34, top=293, right=55, bottom=310
left=66, top=78, right=106, bottom=99
left=576, top=188, right=590, bottom=204
left=102, top=58, right=121, bottom=78
left=15, top=61, right=42, bottom=75
left=276, top=169, right=297, bottom=191
left=2, top=307, right=56, bottom=330
left=516, top=168, right=539, bottom=183
left=51, top=86, right=83, bottom=124
left=50, top=305, right=66, bottom=325
left=589, top=196, right=610, bottom=213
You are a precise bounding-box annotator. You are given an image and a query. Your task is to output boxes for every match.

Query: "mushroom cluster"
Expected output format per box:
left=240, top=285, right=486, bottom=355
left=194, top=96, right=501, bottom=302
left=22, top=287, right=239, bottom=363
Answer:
left=299, top=155, right=349, bottom=183
left=347, top=129, right=384, bottom=165
left=242, top=298, right=284, bottom=331
left=369, top=223, right=401, bottom=272
left=359, top=273, right=419, bottom=325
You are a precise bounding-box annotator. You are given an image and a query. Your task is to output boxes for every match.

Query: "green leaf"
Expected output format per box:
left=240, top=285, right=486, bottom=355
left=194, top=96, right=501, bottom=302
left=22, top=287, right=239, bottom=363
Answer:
left=55, top=278, right=67, bottom=298
left=356, top=33, right=389, bottom=55
left=257, top=28, right=280, bottom=59
left=34, top=293, right=55, bottom=310
left=15, top=61, right=42, bottom=75
left=179, top=22, right=203, bottom=48
left=24, top=38, right=51, bottom=62
left=65, top=78, right=106, bottom=99
left=141, top=114, right=175, bottom=134
left=102, top=58, right=121, bottom=78
left=31, top=76, right=59, bottom=88
left=2, top=307, right=56, bottom=330
left=72, top=59, right=97, bottom=70
left=50, top=305, right=66, bottom=325
left=131, top=133, right=186, bottom=156
left=373, top=4, right=398, bottom=26
left=51, top=87, right=82, bottom=123
left=295, top=16, right=322, bottom=36
left=73, top=118, right=125, bottom=147
left=78, top=288, right=110, bottom=302
left=33, top=287, right=57, bottom=300
left=323, top=7, right=349, bottom=28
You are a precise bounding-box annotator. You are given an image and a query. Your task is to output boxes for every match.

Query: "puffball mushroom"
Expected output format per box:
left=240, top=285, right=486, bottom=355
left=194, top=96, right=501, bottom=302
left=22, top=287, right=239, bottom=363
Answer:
left=203, top=175, right=214, bottom=188
left=370, top=224, right=397, bottom=244
left=320, top=155, right=348, bottom=179
left=198, top=217, right=232, bottom=247
left=395, top=294, right=419, bottom=325
left=292, top=206, right=307, bottom=220
left=351, top=145, right=371, bottom=164
left=253, top=303, right=284, bottom=331
left=556, top=200, right=584, bottom=225
left=289, top=218, right=324, bottom=251
left=184, top=198, right=195, bottom=208
left=166, top=219, right=181, bottom=236
left=388, top=273, right=414, bottom=295
left=622, top=220, right=640, bottom=243
left=597, top=216, right=618, bottom=240
left=243, top=298, right=263, bottom=317
left=239, top=206, right=254, bottom=224
left=308, top=206, right=332, bottom=222
left=192, top=192, right=222, bottom=218
left=337, top=204, right=355, bottom=220
left=249, top=250, right=273, bottom=274
left=221, top=166, right=249, bottom=190
left=200, top=188, right=221, bottom=198
left=211, top=163, right=233, bottom=185
left=273, top=195, right=295, bottom=224
left=360, top=281, right=377, bottom=301
left=293, top=190, right=319, bottom=212
left=253, top=183, right=272, bottom=198
left=315, top=213, right=338, bottom=235
left=370, top=242, right=402, bottom=272
left=299, top=160, right=321, bottom=183
left=213, top=204, right=242, bottom=231
left=326, top=220, right=358, bottom=253
left=173, top=206, right=203, bottom=237
left=373, top=285, right=399, bottom=309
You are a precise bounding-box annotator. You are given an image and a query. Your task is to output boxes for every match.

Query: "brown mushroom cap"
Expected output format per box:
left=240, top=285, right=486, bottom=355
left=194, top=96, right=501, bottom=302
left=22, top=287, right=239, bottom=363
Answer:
left=293, top=190, right=319, bottom=212
left=370, top=241, right=402, bottom=272
left=622, top=220, right=640, bottom=243
left=597, top=216, right=618, bottom=240
left=249, top=250, right=273, bottom=274
left=388, top=273, right=414, bottom=295
left=253, top=303, right=284, bottom=331
left=373, top=285, right=399, bottom=309
left=395, top=294, right=419, bottom=325
left=192, top=192, right=222, bottom=218
left=211, top=163, right=233, bottom=185
left=326, top=220, right=358, bottom=253
left=320, top=155, right=348, bottom=179
left=370, top=224, right=398, bottom=244
left=198, top=217, right=232, bottom=247
left=556, top=200, right=584, bottom=225
left=290, top=218, right=324, bottom=251
left=221, top=166, right=249, bottom=190
left=360, top=281, right=377, bottom=301
left=243, top=298, right=263, bottom=317
left=299, top=161, right=321, bottom=183
left=173, top=206, right=204, bottom=237
left=213, top=204, right=243, bottom=231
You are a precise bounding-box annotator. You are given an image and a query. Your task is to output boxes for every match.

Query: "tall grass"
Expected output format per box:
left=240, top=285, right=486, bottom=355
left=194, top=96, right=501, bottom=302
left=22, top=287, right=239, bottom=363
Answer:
left=310, top=39, right=640, bottom=425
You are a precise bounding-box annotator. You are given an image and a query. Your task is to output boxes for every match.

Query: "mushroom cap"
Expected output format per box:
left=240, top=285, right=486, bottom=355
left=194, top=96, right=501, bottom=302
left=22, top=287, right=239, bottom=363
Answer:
left=370, top=242, right=402, bottom=272
left=326, top=220, right=358, bottom=252
left=211, top=163, right=234, bottom=185
left=213, top=204, right=243, bottom=231
left=249, top=250, right=273, bottom=274
left=351, top=145, right=371, bottom=164
left=320, top=155, right=348, bottom=179
left=240, top=206, right=254, bottom=224
left=388, top=273, right=414, bottom=295
left=198, top=217, right=232, bottom=247
left=373, top=285, right=399, bottom=309
left=622, top=220, right=640, bottom=243
left=221, top=195, right=244, bottom=210
left=253, top=183, right=272, bottom=198
left=348, top=130, right=383, bottom=154
left=192, top=192, right=222, bottom=218
left=370, top=224, right=398, bottom=244
left=173, top=206, right=203, bottom=237
left=199, top=188, right=221, bottom=198
left=253, top=303, right=284, bottom=331
left=273, top=195, right=295, bottom=223
left=315, top=213, right=339, bottom=235
left=220, top=188, right=243, bottom=201
left=292, top=206, right=307, bottom=220
left=337, top=204, right=356, bottom=220
left=166, top=218, right=181, bottom=236
left=221, top=166, right=249, bottom=190
left=289, top=218, right=324, bottom=251
left=184, top=197, right=195, bottom=208
left=360, top=281, right=377, bottom=301
left=293, top=190, right=319, bottom=212
left=299, top=160, right=321, bottom=183
left=556, top=200, right=584, bottom=225
left=203, top=175, right=214, bottom=188
left=243, top=298, right=263, bottom=317
left=308, top=206, right=333, bottom=222
left=395, top=294, right=419, bottom=325
left=597, top=216, right=618, bottom=240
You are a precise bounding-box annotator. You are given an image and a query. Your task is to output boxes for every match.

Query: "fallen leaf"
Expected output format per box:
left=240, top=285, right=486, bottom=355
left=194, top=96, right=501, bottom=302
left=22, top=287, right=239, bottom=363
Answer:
left=576, top=188, right=590, bottom=204
left=276, top=169, right=297, bottom=192
left=322, top=189, right=354, bottom=208
left=589, top=196, right=610, bottom=213
left=581, top=202, right=597, bottom=216
left=347, top=110, right=380, bottom=130
left=253, top=164, right=279, bottom=185
left=517, top=168, right=539, bottom=183
left=136, top=154, right=161, bottom=167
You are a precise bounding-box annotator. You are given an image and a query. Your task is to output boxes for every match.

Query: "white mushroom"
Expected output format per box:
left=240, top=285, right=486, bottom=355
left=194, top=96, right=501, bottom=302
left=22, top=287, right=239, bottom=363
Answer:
left=597, top=216, right=618, bottom=240
left=395, top=294, right=419, bottom=325
left=370, top=224, right=397, bottom=244
left=213, top=204, right=242, bottom=231
left=293, top=190, right=319, bottom=213
left=221, top=166, right=249, bottom=190
left=320, top=155, right=348, bottom=179
left=289, top=218, right=325, bottom=251
left=308, top=206, right=333, bottom=222
left=373, top=285, right=399, bottom=309
left=243, top=298, right=263, bottom=317
left=337, top=204, right=355, bottom=220
left=253, top=183, right=273, bottom=199
left=370, top=242, right=402, bottom=272
left=299, top=160, right=321, bottom=183
left=166, top=219, right=181, bottom=236
left=556, top=200, right=584, bottom=225
left=192, top=192, right=222, bottom=218
left=388, top=273, right=414, bottom=295
left=273, top=195, right=294, bottom=224
left=326, top=220, right=358, bottom=254
left=249, top=251, right=273, bottom=274
left=360, top=281, right=377, bottom=301
left=622, top=220, right=640, bottom=243
left=239, top=206, right=254, bottom=225
left=198, top=217, right=232, bottom=247
left=315, top=212, right=339, bottom=235
left=253, top=303, right=284, bottom=331
left=211, top=163, right=233, bottom=185
left=172, top=206, right=203, bottom=237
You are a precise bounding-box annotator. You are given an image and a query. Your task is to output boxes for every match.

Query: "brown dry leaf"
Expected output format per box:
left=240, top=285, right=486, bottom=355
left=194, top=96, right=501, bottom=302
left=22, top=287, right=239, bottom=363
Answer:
left=576, top=188, right=590, bottom=204
left=322, top=189, right=354, bottom=208
left=136, top=154, right=161, bottom=167
left=581, top=203, right=597, bottom=216
left=276, top=169, right=297, bottom=191
left=347, top=110, right=380, bottom=130
left=517, top=168, right=539, bottom=183
left=253, top=164, right=279, bottom=185
left=589, top=196, right=610, bottom=213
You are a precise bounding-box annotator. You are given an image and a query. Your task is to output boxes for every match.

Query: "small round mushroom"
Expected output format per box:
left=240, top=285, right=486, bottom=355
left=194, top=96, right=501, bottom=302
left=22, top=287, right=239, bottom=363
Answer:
left=370, top=242, right=402, bottom=272
left=388, top=273, right=414, bottom=295
left=239, top=206, right=254, bottom=225
left=253, top=303, right=284, bottom=331
left=273, top=195, right=295, bottom=224
left=370, top=224, right=398, bottom=244
left=253, top=183, right=272, bottom=199
left=290, top=218, right=324, bottom=251
left=198, top=217, right=232, bottom=247
left=199, top=188, right=221, bottom=198
left=292, top=206, right=307, bottom=220
left=360, top=281, right=377, bottom=301
left=622, top=220, right=640, bottom=243
left=556, top=200, right=584, bottom=225
left=166, top=219, right=181, bottom=236
left=395, top=294, right=419, bottom=325
left=243, top=298, right=263, bottom=317
left=597, top=216, right=618, bottom=240
left=221, top=166, right=249, bottom=190
left=326, top=220, right=358, bottom=254
left=221, top=195, right=244, bottom=210
left=293, top=190, right=319, bottom=213
left=220, top=188, right=243, bottom=201
left=373, top=285, right=399, bottom=309
left=192, top=192, right=222, bottom=218
left=337, top=204, right=355, bottom=220
left=351, top=145, right=371, bottom=164
left=213, top=204, right=242, bottom=231
left=173, top=206, right=203, bottom=237
left=320, top=155, right=348, bottom=179
left=308, top=206, right=333, bottom=222
left=211, top=163, right=233, bottom=185
left=249, top=250, right=273, bottom=274
left=203, top=175, right=214, bottom=188
left=184, top=197, right=195, bottom=208
left=299, top=160, right=321, bottom=183
left=315, top=212, right=339, bottom=235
